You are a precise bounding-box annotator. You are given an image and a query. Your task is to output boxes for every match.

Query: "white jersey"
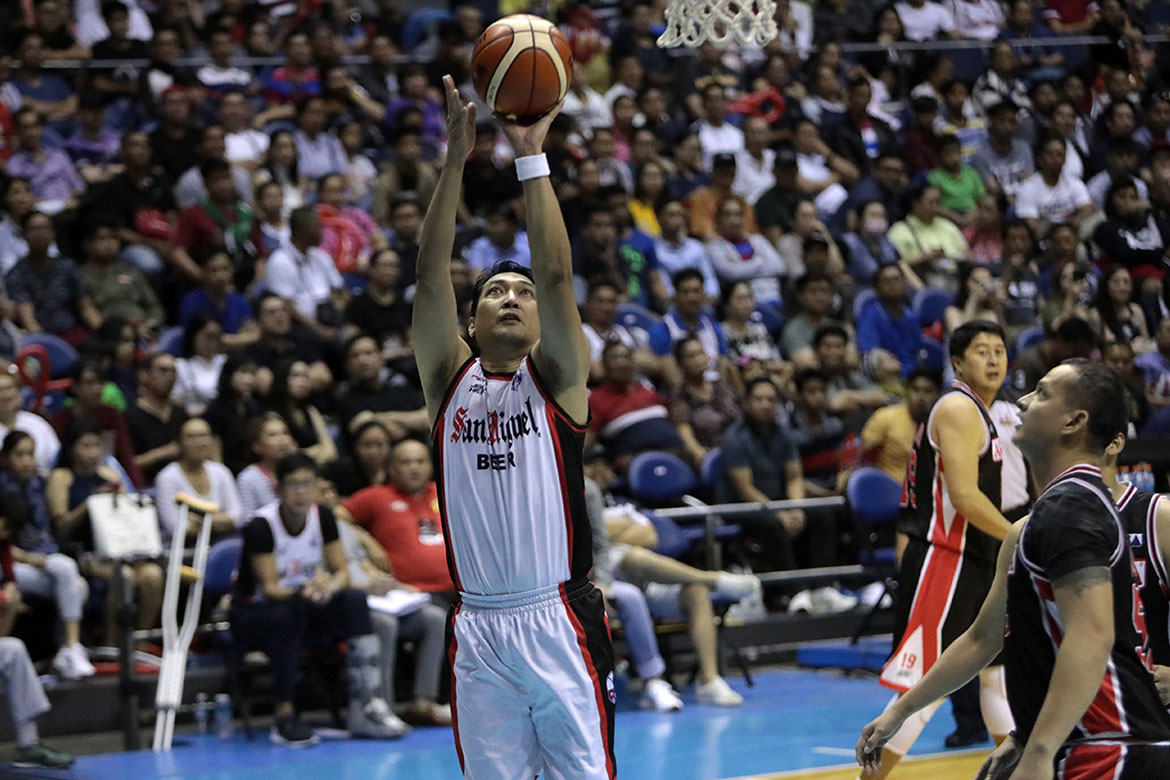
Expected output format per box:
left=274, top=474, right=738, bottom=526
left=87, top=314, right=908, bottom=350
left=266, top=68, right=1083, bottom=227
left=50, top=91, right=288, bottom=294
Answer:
left=255, top=501, right=323, bottom=592
left=434, top=356, right=591, bottom=597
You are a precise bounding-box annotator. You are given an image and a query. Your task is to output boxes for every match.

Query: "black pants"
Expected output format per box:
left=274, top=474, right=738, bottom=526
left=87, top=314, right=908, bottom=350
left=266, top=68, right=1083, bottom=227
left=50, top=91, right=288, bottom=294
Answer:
left=230, top=588, right=372, bottom=703
left=737, top=506, right=841, bottom=573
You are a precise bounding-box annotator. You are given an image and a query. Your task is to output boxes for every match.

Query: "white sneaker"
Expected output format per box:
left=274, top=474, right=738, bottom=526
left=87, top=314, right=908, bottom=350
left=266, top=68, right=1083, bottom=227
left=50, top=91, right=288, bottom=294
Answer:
left=695, top=677, right=743, bottom=707
left=68, top=645, right=95, bottom=678
left=349, top=697, right=411, bottom=739
left=52, top=646, right=80, bottom=680
left=787, top=589, right=814, bottom=614
left=810, top=586, right=859, bottom=615
left=713, top=572, right=762, bottom=601
left=638, top=678, right=684, bottom=712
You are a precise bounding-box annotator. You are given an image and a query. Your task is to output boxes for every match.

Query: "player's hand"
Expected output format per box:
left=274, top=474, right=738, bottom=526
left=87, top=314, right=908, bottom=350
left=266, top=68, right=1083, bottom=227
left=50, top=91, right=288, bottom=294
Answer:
left=442, top=74, right=476, bottom=163
left=856, top=710, right=904, bottom=774
left=974, top=733, right=1023, bottom=780
left=1154, top=664, right=1170, bottom=705
left=495, top=98, right=565, bottom=158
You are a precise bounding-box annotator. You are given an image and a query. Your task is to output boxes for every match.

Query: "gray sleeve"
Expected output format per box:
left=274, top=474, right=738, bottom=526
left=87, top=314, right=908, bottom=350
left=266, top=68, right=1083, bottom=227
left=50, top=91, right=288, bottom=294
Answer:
left=584, top=478, right=614, bottom=585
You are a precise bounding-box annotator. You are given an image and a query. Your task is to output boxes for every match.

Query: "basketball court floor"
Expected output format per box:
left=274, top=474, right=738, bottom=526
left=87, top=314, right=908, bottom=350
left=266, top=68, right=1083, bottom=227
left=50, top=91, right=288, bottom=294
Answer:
left=10, top=667, right=992, bottom=780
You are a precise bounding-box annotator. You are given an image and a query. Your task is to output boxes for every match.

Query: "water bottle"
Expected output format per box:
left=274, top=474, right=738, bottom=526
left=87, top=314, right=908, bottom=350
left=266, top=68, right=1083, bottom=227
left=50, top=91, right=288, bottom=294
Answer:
left=213, top=693, right=234, bottom=739
left=194, top=693, right=209, bottom=734
left=1119, top=465, right=1133, bottom=486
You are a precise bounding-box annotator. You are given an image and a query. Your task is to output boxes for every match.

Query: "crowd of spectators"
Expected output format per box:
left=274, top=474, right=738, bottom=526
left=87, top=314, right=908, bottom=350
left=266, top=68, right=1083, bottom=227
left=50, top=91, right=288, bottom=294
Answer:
left=1, top=0, right=1170, bottom=755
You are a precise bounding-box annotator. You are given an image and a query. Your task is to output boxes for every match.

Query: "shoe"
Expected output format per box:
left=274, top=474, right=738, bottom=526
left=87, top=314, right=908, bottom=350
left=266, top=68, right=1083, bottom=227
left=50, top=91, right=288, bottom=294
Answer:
left=51, top=645, right=90, bottom=681
left=69, top=644, right=95, bottom=678
left=348, top=697, right=411, bottom=739
left=638, top=678, right=684, bottom=712
left=810, top=586, right=859, bottom=615
left=695, top=677, right=743, bottom=707
left=400, top=700, right=453, bottom=727
left=270, top=715, right=319, bottom=747
left=713, top=572, right=762, bottom=601
left=944, top=728, right=989, bottom=748
left=787, top=589, right=814, bottom=614
left=13, top=743, right=74, bottom=769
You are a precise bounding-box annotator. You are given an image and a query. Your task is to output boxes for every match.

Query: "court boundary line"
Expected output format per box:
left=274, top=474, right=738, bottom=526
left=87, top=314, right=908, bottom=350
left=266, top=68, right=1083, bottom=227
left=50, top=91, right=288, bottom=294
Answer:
left=721, top=746, right=993, bottom=779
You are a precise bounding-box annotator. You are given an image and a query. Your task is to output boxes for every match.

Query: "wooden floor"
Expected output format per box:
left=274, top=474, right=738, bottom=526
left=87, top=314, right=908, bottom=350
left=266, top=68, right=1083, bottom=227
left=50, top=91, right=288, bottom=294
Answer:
left=734, top=751, right=989, bottom=779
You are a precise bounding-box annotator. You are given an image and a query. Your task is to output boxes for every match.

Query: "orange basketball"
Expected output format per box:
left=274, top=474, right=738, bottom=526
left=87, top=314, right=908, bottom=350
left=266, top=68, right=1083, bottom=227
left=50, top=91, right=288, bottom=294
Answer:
left=470, top=15, right=573, bottom=121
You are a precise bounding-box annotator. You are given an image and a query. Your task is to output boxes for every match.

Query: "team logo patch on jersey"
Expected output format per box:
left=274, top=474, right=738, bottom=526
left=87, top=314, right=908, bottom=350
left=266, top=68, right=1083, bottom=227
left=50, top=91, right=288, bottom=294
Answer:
left=991, top=438, right=1003, bottom=463
left=606, top=671, right=616, bottom=704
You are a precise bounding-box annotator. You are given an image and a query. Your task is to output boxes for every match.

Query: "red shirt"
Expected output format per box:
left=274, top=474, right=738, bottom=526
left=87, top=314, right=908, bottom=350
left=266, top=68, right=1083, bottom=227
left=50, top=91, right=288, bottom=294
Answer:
left=343, top=483, right=454, bottom=593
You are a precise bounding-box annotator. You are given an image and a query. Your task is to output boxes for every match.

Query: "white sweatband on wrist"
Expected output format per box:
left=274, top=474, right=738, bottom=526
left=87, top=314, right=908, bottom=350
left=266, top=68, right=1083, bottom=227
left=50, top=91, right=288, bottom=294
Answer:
left=515, top=153, right=550, bottom=181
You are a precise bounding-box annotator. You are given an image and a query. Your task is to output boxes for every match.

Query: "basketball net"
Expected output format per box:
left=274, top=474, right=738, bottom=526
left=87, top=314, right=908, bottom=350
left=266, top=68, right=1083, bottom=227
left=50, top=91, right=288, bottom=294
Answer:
left=657, top=0, right=779, bottom=48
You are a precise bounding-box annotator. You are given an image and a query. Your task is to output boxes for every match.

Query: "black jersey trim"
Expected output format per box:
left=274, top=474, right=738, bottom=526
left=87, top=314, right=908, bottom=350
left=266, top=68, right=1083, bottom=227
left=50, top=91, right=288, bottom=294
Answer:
left=431, top=356, right=477, bottom=440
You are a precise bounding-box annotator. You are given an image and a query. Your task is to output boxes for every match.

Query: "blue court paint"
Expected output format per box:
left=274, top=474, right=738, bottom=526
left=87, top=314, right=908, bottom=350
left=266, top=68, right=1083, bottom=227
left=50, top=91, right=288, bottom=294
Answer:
left=49, top=669, right=975, bottom=780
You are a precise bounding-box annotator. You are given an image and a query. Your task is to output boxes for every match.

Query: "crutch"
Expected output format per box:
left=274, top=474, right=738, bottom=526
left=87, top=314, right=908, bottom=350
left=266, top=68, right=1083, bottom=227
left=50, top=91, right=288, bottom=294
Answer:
left=153, top=493, right=219, bottom=751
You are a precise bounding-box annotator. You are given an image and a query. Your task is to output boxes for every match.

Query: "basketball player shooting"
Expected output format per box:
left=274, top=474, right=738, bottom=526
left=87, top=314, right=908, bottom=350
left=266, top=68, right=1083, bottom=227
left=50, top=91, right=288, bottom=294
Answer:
left=860, top=321, right=1016, bottom=779
left=412, top=75, right=616, bottom=779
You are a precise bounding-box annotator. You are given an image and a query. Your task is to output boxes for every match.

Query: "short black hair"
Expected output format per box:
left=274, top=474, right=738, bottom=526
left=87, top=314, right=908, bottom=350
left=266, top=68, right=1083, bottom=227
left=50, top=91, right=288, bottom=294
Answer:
left=794, top=273, right=832, bottom=293
left=794, top=367, right=828, bottom=392
left=276, top=452, right=318, bottom=484
left=199, top=157, right=231, bottom=181
left=671, top=267, right=705, bottom=291
left=936, top=134, right=962, bottom=152
left=949, top=320, right=1006, bottom=361
left=101, top=0, right=129, bottom=21
left=673, top=336, right=704, bottom=363
left=586, top=275, right=621, bottom=298
left=1054, top=316, right=1097, bottom=345
left=469, top=260, right=536, bottom=315
left=907, top=367, right=943, bottom=388
left=743, top=376, right=779, bottom=398
left=813, top=323, right=849, bottom=347
left=1061, top=358, right=1129, bottom=451
left=987, top=100, right=1018, bottom=119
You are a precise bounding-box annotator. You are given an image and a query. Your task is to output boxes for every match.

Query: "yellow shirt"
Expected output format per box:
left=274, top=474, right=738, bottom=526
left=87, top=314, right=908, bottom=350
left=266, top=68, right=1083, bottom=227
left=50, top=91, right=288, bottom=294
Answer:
left=860, top=404, right=918, bottom=484
left=629, top=199, right=661, bottom=238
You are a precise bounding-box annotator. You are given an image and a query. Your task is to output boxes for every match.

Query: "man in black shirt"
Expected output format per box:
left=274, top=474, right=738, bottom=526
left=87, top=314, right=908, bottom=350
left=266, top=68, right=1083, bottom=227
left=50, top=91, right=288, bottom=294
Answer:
left=343, top=249, right=411, bottom=350
left=231, top=453, right=409, bottom=746
left=148, top=87, right=201, bottom=181
left=859, top=360, right=1170, bottom=780
left=333, top=335, right=427, bottom=445
left=243, top=292, right=331, bottom=395
left=124, top=352, right=187, bottom=482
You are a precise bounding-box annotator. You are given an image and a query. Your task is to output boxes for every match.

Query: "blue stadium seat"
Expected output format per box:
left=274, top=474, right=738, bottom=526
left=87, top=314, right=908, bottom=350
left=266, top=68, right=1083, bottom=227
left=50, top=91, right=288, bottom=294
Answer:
left=1016, top=325, right=1045, bottom=354
left=846, top=467, right=902, bottom=526
left=754, top=303, right=784, bottom=339
left=616, top=302, right=661, bottom=333
left=401, top=8, right=454, bottom=52
left=204, top=537, right=242, bottom=601
left=159, top=326, right=184, bottom=357
left=20, top=333, right=78, bottom=379
left=917, top=337, right=946, bottom=373
left=627, top=451, right=697, bottom=505
left=647, top=511, right=692, bottom=559
left=699, top=447, right=722, bottom=490
left=913, top=287, right=953, bottom=328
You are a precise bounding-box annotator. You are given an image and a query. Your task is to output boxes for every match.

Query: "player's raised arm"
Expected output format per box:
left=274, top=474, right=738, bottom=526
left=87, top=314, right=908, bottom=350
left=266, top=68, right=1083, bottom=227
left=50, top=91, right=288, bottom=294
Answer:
left=497, top=107, right=591, bottom=426
left=414, top=75, right=474, bottom=422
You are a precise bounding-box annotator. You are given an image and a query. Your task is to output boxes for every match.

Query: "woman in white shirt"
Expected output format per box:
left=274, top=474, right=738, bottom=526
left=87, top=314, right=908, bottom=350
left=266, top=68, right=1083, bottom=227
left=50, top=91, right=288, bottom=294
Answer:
left=153, top=418, right=242, bottom=545
left=172, top=312, right=227, bottom=416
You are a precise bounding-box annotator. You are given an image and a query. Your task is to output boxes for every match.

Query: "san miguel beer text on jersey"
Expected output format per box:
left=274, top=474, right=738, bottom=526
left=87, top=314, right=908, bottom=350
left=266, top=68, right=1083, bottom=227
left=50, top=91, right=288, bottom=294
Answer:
left=450, top=398, right=543, bottom=445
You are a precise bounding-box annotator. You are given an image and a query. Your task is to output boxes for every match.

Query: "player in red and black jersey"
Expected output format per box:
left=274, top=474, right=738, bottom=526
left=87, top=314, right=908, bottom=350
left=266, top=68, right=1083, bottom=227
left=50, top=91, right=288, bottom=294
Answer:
left=859, top=360, right=1170, bottom=780
left=863, top=321, right=1016, bottom=779
left=1102, top=432, right=1170, bottom=705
